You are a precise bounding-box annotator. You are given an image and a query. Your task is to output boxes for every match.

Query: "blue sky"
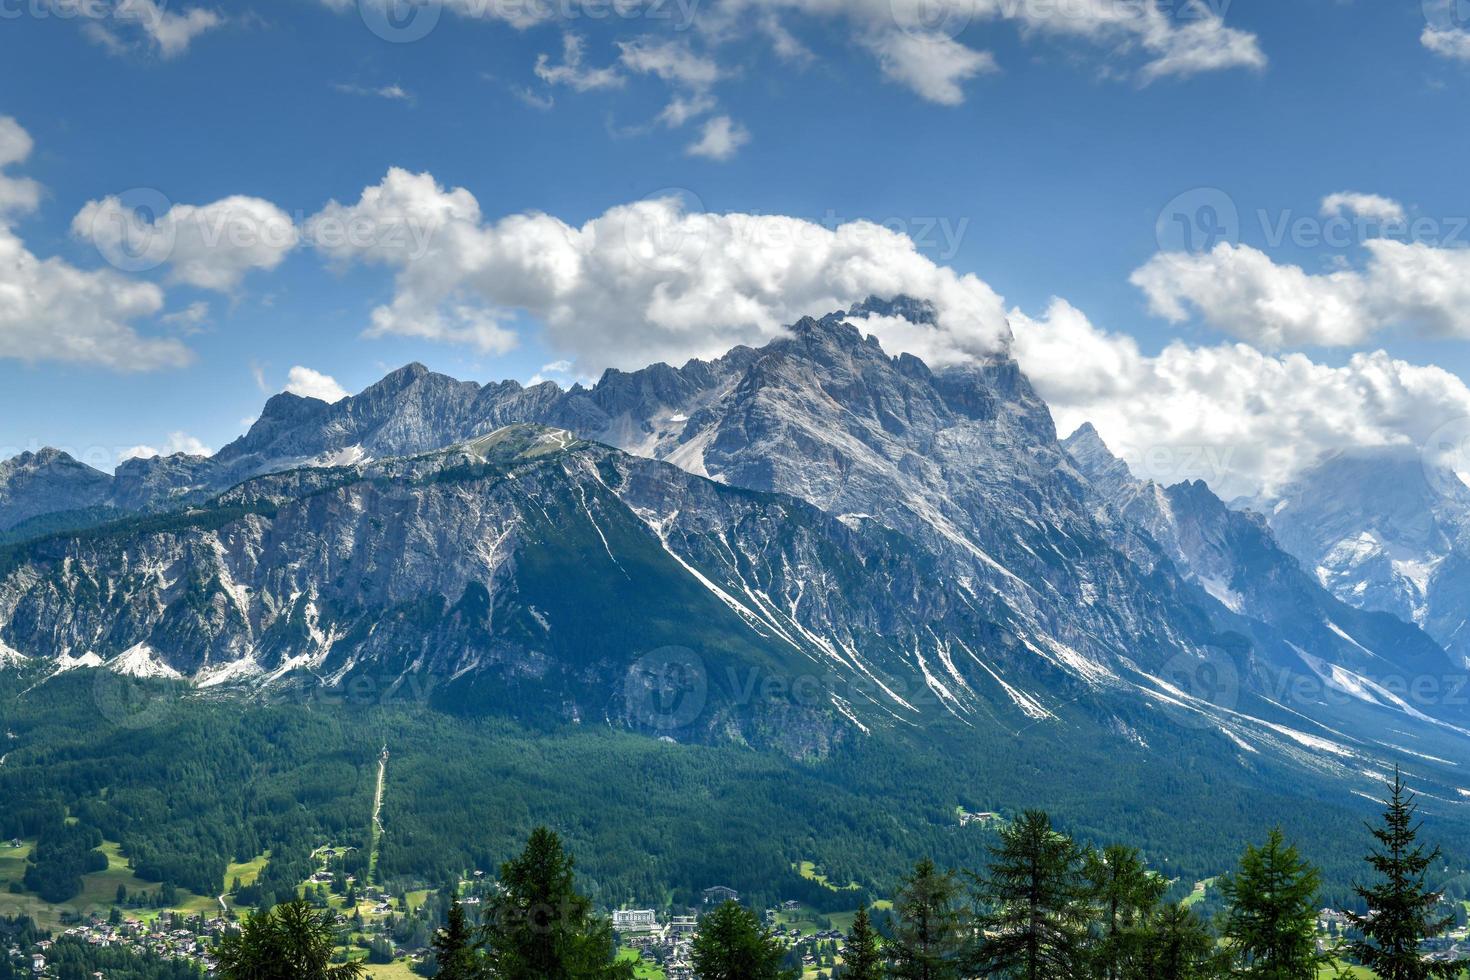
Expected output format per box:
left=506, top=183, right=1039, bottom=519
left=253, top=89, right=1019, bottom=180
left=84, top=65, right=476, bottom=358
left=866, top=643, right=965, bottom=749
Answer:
left=2, top=0, right=1470, bottom=496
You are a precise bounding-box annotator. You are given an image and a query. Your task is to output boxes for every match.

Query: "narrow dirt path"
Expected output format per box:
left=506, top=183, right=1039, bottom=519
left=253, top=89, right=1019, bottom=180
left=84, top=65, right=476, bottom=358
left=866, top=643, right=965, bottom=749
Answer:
left=368, top=744, right=387, bottom=884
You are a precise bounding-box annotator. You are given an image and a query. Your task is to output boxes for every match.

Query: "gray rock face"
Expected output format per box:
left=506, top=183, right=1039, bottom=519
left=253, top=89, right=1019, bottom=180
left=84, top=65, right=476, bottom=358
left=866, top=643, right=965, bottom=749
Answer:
left=1062, top=425, right=1446, bottom=683
left=0, top=426, right=1090, bottom=754
left=0, top=449, right=112, bottom=531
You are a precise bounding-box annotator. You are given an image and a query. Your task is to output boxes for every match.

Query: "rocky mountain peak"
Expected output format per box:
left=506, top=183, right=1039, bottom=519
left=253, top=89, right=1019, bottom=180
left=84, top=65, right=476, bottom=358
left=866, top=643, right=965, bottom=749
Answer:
left=3, top=447, right=86, bottom=472
left=0, top=446, right=112, bottom=531
left=1062, top=423, right=1134, bottom=489
left=373, top=360, right=433, bottom=391
left=1254, top=447, right=1470, bottom=658
left=783, top=313, right=875, bottom=356
left=847, top=294, right=940, bottom=325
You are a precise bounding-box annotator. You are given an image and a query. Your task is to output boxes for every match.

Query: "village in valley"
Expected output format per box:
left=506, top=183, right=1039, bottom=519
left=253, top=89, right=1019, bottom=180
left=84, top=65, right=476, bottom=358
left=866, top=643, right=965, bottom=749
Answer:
left=2, top=832, right=872, bottom=980
left=11, top=819, right=1470, bottom=980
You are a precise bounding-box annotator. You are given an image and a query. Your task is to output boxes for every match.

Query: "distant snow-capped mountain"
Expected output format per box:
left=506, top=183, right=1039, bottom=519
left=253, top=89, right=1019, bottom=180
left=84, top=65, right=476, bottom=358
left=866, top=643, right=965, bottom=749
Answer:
left=1247, top=449, right=1470, bottom=667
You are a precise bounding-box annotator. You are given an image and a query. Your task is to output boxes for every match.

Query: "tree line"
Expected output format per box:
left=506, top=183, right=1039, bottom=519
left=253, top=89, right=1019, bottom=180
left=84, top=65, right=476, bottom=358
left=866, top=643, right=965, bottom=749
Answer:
left=207, top=768, right=1462, bottom=980
left=841, top=769, right=1460, bottom=978
left=847, top=768, right=1462, bottom=979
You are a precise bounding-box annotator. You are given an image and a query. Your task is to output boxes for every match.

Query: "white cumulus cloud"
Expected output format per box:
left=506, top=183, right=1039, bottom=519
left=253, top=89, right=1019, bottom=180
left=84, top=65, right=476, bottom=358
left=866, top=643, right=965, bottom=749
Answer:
left=719, top=0, right=1264, bottom=102
left=1131, top=240, right=1470, bottom=348
left=302, top=168, right=1011, bottom=371
left=0, top=117, right=188, bottom=371
left=686, top=115, right=750, bottom=160
left=83, top=0, right=223, bottom=58
left=74, top=194, right=300, bottom=292
left=1422, top=0, right=1470, bottom=62
left=1321, top=192, right=1406, bottom=224
left=0, top=117, right=42, bottom=218
left=284, top=366, right=350, bottom=403
left=861, top=29, right=997, bottom=105
left=1423, top=25, right=1470, bottom=61
left=616, top=37, right=723, bottom=90
left=535, top=34, right=626, bottom=91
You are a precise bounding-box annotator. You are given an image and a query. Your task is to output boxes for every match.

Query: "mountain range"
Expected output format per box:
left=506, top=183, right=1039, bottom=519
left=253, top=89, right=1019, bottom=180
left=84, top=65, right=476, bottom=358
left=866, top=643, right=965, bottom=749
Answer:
left=3, top=297, right=1469, bottom=814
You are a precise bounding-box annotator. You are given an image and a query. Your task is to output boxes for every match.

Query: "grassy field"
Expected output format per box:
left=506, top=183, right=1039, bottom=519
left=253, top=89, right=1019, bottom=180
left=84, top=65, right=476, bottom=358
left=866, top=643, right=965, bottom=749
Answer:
left=225, top=851, right=270, bottom=890
left=0, top=840, right=32, bottom=886
left=774, top=904, right=858, bottom=937
left=794, top=859, right=862, bottom=893
left=1181, top=876, right=1217, bottom=908
left=616, top=947, right=666, bottom=979
left=0, top=838, right=218, bottom=929
left=223, top=850, right=271, bottom=911
left=358, top=957, right=423, bottom=980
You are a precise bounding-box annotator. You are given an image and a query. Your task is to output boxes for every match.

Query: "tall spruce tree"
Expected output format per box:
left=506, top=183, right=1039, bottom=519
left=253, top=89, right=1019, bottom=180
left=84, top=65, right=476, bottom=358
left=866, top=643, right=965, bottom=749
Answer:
left=432, top=899, right=483, bottom=980
left=1130, top=905, right=1229, bottom=980
left=480, top=827, right=632, bottom=980
left=1219, top=828, right=1325, bottom=979
left=1086, top=844, right=1166, bottom=980
left=689, top=900, right=795, bottom=980
left=965, top=810, right=1094, bottom=980
left=842, top=905, right=884, bottom=980
left=215, top=900, right=366, bottom=980
left=888, top=858, right=965, bottom=980
left=1347, top=768, right=1459, bottom=979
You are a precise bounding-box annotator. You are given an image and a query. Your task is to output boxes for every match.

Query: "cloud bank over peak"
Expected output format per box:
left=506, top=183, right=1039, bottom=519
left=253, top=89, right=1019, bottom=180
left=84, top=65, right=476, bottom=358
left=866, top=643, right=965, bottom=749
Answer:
left=284, top=366, right=350, bottom=403
left=304, top=167, right=1013, bottom=371
left=1011, top=298, right=1470, bottom=499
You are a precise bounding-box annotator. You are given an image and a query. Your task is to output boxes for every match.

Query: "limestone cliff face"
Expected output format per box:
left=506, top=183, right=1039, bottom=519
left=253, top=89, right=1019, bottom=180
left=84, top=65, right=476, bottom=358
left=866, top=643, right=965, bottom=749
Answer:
left=2, top=299, right=1467, bottom=789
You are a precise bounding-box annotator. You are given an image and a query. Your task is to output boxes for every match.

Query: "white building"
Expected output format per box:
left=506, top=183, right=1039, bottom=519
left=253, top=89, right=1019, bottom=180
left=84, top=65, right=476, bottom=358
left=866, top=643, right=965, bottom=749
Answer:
left=612, top=909, right=658, bottom=931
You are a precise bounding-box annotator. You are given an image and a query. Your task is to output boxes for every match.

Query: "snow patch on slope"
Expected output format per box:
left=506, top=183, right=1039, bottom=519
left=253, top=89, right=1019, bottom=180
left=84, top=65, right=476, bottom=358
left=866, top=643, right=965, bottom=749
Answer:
left=54, top=651, right=104, bottom=672
left=0, top=639, right=27, bottom=667
left=109, top=643, right=182, bottom=680
left=1196, top=574, right=1243, bottom=614
left=195, top=657, right=265, bottom=688
left=664, top=427, right=716, bottom=480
